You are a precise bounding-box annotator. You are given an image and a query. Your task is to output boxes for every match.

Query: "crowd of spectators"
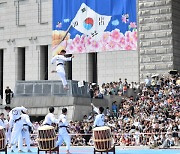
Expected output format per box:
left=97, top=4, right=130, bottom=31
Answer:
left=30, top=73, right=179, bottom=148
left=88, top=78, right=140, bottom=98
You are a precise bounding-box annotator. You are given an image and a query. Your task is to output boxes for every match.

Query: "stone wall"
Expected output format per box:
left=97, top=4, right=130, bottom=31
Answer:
left=0, top=0, right=52, bottom=103
left=139, top=0, right=174, bottom=79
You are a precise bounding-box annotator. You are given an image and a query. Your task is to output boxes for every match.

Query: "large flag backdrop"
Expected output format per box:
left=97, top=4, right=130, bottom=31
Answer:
left=52, top=0, right=137, bottom=55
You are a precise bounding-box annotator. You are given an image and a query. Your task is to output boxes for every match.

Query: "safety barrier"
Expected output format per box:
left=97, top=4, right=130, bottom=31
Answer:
left=29, top=131, right=179, bottom=147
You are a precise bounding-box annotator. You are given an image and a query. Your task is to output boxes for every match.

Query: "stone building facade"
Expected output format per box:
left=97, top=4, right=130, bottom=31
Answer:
left=0, top=0, right=180, bottom=103
left=139, top=0, right=180, bottom=78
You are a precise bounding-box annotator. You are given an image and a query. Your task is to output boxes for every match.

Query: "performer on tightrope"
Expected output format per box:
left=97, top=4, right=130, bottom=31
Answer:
left=56, top=108, right=71, bottom=154
left=91, top=103, right=105, bottom=127
left=51, top=49, right=74, bottom=90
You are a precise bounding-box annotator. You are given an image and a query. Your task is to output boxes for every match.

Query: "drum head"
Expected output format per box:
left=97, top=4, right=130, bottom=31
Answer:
left=38, top=125, right=54, bottom=130
left=0, top=126, right=4, bottom=130
left=93, top=126, right=110, bottom=131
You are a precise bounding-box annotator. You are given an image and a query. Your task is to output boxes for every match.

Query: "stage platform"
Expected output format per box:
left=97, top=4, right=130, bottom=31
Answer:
left=8, top=80, right=110, bottom=121
left=0, top=80, right=140, bottom=121
left=14, top=80, right=90, bottom=97
left=6, top=146, right=180, bottom=154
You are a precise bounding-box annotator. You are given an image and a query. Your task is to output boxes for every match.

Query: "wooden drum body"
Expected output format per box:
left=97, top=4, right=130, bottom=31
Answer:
left=93, top=126, right=113, bottom=151
left=0, top=126, right=5, bottom=150
left=37, top=125, right=56, bottom=150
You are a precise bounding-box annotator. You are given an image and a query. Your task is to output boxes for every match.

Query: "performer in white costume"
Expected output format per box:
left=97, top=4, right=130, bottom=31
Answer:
left=56, top=108, right=71, bottom=154
left=9, top=106, right=27, bottom=152
left=0, top=113, right=7, bottom=128
left=19, top=109, right=33, bottom=152
left=91, top=103, right=105, bottom=127
left=51, top=49, right=74, bottom=90
left=4, top=106, right=12, bottom=146
left=43, top=107, right=58, bottom=126
left=0, top=113, right=8, bottom=144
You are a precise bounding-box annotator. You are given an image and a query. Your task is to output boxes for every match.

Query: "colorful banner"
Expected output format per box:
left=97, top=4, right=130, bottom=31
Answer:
left=52, top=0, right=137, bottom=55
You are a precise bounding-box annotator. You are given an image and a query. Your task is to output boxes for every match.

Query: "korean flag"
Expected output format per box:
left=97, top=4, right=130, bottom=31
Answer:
left=72, top=3, right=111, bottom=39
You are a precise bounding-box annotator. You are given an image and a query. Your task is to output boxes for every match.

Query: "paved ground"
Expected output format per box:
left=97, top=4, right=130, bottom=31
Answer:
left=5, top=146, right=180, bottom=154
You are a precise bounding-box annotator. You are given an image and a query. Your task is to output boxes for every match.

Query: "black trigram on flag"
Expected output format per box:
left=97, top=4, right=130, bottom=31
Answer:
left=81, top=7, right=86, bottom=13
left=91, top=30, right=98, bottom=37
left=71, top=3, right=111, bottom=38
left=73, top=21, right=79, bottom=27
left=99, top=17, right=105, bottom=25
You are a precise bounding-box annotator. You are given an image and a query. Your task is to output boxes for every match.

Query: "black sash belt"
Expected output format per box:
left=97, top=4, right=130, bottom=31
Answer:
left=57, top=63, right=63, bottom=66
left=14, top=117, right=21, bottom=123
left=59, top=126, right=67, bottom=128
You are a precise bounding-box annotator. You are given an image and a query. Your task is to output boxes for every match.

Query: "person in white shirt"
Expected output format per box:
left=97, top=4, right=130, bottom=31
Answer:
left=91, top=103, right=105, bottom=127
left=43, top=107, right=58, bottom=126
left=9, top=106, right=27, bottom=152
left=51, top=49, right=74, bottom=90
left=0, top=113, right=9, bottom=145
left=19, top=109, right=33, bottom=152
left=56, top=108, right=71, bottom=154
left=4, top=106, right=12, bottom=146
left=0, top=113, right=6, bottom=128
left=144, top=76, right=151, bottom=88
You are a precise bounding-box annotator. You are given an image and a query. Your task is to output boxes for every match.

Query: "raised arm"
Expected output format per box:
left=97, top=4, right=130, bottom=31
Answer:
left=91, top=103, right=99, bottom=114
left=60, top=54, right=74, bottom=61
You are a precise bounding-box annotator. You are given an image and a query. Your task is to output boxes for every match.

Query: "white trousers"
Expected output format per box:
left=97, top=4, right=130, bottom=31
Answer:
left=6, top=128, right=11, bottom=145
left=56, top=66, right=67, bottom=87
left=11, top=120, right=23, bottom=151
left=19, top=126, right=31, bottom=150
left=56, top=128, right=70, bottom=150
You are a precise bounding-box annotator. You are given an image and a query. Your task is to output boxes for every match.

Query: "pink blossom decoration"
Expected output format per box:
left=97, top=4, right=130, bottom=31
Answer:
left=129, top=22, right=137, bottom=29
left=102, top=32, right=110, bottom=43
left=111, top=29, right=121, bottom=42
left=63, top=29, right=137, bottom=54
left=91, top=40, right=99, bottom=49
left=108, top=40, right=116, bottom=49
left=122, top=14, right=129, bottom=23
left=125, top=44, right=133, bottom=50
left=73, top=35, right=81, bottom=44
left=77, top=45, right=84, bottom=53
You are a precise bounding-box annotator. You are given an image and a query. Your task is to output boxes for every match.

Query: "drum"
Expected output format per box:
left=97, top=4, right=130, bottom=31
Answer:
left=93, top=126, right=113, bottom=151
left=0, top=126, right=6, bottom=150
left=37, top=125, right=56, bottom=150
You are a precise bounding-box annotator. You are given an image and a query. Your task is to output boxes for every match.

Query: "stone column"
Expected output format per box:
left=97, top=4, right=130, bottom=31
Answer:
left=172, top=0, right=180, bottom=71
